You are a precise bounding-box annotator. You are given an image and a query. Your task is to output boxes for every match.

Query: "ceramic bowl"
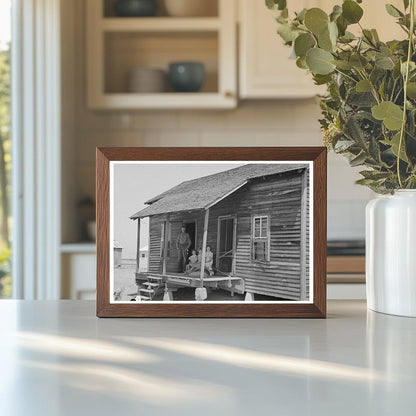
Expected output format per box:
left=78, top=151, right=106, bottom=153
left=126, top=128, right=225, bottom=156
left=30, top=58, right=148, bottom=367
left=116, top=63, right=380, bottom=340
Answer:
left=168, top=62, right=205, bottom=92
left=128, top=68, right=167, bottom=93
left=114, top=0, right=158, bottom=17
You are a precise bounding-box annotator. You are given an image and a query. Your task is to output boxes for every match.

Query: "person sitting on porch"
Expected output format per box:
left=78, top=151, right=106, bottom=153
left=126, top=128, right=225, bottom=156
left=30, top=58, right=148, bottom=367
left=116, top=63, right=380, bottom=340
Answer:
left=185, top=249, right=198, bottom=274
left=186, top=247, right=203, bottom=275
left=205, top=246, right=214, bottom=276
left=176, top=225, right=191, bottom=273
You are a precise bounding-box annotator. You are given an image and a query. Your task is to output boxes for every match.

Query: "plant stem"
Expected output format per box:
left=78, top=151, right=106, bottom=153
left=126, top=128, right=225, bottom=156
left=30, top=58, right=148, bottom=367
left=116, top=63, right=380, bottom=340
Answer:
left=397, top=0, right=415, bottom=188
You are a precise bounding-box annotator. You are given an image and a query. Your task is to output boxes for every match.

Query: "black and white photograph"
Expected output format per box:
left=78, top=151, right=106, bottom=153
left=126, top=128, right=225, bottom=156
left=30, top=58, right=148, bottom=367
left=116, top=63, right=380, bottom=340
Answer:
left=110, top=161, right=312, bottom=303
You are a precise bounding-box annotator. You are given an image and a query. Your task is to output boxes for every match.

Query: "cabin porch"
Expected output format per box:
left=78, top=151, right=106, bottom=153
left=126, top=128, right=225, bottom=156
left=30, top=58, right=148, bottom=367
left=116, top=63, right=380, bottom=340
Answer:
left=135, top=271, right=245, bottom=301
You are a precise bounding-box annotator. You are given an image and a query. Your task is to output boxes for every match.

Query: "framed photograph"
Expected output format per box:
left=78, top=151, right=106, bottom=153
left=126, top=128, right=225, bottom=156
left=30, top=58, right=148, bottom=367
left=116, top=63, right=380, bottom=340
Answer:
left=96, top=147, right=327, bottom=318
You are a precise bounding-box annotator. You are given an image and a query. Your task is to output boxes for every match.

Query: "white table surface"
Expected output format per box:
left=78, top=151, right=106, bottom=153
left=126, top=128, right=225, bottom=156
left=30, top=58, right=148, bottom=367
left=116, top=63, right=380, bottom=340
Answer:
left=0, top=300, right=415, bottom=416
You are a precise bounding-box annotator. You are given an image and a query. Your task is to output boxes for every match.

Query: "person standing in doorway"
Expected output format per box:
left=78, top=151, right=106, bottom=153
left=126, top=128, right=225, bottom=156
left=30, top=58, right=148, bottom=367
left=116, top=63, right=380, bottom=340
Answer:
left=176, top=225, right=191, bottom=273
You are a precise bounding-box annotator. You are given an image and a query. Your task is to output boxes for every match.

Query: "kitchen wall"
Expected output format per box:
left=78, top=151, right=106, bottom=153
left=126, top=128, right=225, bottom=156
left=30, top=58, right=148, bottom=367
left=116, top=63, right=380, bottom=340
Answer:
left=61, top=0, right=374, bottom=243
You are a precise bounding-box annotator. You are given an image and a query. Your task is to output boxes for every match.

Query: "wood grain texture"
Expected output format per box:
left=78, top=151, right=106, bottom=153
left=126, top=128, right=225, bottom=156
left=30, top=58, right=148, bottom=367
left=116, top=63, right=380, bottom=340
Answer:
left=96, top=147, right=327, bottom=318
left=327, top=256, right=365, bottom=274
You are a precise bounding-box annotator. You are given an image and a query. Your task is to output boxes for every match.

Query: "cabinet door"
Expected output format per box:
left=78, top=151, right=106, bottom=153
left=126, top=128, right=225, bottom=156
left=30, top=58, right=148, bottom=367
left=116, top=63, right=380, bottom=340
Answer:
left=239, top=0, right=405, bottom=99
left=239, top=0, right=326, bottom=99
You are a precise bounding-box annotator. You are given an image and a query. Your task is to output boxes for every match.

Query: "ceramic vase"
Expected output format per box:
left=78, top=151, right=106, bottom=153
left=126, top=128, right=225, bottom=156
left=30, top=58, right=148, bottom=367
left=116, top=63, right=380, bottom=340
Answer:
left=366, top=190, right=416, bottom=317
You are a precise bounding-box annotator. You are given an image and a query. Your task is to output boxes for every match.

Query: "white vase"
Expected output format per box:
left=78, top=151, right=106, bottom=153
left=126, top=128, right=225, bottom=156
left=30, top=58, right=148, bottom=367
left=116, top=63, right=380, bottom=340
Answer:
left=366, top=190, right=416, bottom=317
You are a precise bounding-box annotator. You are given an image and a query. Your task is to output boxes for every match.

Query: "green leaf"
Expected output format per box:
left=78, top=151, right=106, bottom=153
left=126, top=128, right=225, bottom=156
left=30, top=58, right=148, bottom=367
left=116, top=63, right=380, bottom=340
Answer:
left=313, top=74, right=332, bottom=85
left=372, top=101, right=404, bottom=131
left=306, top=48, right=335, bottom=75
left=328, top=21, right=338, bottom=45
left=296, top=57, right=308, bottom=69
left=296, top=8, right=307, bottom=23
left=277, top=23, right=298, bottom=43
left=407, top=82, right=416, bottom=99
left=363, top=29, right=376, bottom=46
left=318, top=27, right=334, bottom=52
left=330, top=5, right=342, bottom=22
left=350, top=54, right=368, bottom=70
left=401, top=61, right=416, bottom=76
left=294, top=33, right=316, bottom=58
left=403, top=0, right=410, bottom=10
left=304, top=8, right=329, bottom=35
left=350, top=151, right=368, bottom=167
left=383, top=132, right=409, bottom=162
left=385, top=4, right=404, bottom=18
left=371, top=29, right=380, bottom=42
left=342, top=0, right=364, bottom=24
left=339, top=31, right=356, bottom=43
left=360, top=170, right=391, bottom=181
left=356, top=79, right=372, bottom=92
left=266, top=0, right=287, bottom=11
left=333, top=60, right=353, bottom=70
left=375, top=55, right=395, bottom=70
left=336, top=15, right=348, bottom=36
left=334, top=139, right=355, bottom=151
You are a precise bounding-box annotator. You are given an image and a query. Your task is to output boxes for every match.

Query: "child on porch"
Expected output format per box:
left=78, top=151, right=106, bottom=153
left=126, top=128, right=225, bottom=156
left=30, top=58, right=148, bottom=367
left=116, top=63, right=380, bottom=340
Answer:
left=185, top=249, right=198, bottom=274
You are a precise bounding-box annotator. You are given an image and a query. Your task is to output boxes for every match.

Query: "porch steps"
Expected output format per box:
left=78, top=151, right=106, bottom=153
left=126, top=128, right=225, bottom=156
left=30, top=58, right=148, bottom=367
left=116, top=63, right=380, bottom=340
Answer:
left=135, top=275, right=164, bottom=301
left=144, top=282, right=160, bottom=288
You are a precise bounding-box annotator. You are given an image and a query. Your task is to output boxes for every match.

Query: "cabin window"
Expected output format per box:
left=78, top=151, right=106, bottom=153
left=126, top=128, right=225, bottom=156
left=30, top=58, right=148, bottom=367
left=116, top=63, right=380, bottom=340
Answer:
left=160, top=222, right=171, bottom=258
left=252, top=216, right=270, bottom=262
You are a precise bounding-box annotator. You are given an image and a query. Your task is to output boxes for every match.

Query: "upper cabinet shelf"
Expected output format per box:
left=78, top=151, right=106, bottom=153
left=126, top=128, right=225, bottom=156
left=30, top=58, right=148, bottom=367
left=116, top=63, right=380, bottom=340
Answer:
left=101, top=17, right=221, bottom=32
left=86, top=0, right=237, bottom=110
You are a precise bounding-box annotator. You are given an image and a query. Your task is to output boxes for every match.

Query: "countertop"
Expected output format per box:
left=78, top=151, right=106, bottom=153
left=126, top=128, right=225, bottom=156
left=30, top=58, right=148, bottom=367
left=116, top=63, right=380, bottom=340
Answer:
left=0, top=300, right=415, bottom=416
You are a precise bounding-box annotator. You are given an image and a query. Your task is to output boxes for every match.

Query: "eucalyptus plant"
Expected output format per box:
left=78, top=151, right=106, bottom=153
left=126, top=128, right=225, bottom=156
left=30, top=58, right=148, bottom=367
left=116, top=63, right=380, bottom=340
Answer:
left=266, top=0, right=416, bottom=193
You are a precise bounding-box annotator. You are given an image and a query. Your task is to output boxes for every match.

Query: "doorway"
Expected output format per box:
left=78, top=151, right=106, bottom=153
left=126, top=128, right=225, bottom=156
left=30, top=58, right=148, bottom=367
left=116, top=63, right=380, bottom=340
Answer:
left=217, top=216, right=236, bottom=274
left=184, top=220, right=196, bottom=253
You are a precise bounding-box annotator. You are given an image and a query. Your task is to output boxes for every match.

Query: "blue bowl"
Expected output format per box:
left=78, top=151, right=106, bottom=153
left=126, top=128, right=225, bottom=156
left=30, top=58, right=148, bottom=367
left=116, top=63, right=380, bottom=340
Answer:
left=168, top=62, right=205, bottom=93
left=114, top=0, right=157, bottom=17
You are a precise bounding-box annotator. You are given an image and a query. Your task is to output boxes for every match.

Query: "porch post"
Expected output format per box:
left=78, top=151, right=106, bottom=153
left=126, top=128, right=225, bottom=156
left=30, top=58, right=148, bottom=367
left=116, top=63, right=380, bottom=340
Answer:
left=300, top=169, right=308, bottom=301
left=200, top=208, right=210, bottom=282
left=135, top=218, right=141, bottom=274
left=162, top=215, right=170, bottom=275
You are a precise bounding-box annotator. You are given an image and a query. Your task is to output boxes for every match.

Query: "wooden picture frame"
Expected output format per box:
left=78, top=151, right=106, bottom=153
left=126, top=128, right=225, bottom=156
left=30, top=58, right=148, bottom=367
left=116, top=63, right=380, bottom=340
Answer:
left=96, top=147, right=327, bottom=318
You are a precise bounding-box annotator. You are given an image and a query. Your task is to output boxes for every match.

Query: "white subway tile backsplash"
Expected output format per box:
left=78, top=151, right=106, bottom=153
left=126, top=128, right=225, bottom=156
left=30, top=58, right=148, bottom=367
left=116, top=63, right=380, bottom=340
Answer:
left=142, top=130, right=201, bottom=146
left=73, top=100, right=372, bottom=239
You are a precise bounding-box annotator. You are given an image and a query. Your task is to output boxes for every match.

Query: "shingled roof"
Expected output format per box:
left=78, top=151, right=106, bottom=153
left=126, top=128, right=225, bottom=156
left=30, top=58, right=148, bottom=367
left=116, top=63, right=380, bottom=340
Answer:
left=130, top=163, right=307, bottom=219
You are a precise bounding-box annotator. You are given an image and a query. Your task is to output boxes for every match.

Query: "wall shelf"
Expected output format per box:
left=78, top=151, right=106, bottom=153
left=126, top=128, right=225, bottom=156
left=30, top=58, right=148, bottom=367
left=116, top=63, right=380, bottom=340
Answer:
left=61, top=243, right=96, bottom=254
left=86, top=0, right=237, bottom=110
left=101, top=17, right=221, bottom=32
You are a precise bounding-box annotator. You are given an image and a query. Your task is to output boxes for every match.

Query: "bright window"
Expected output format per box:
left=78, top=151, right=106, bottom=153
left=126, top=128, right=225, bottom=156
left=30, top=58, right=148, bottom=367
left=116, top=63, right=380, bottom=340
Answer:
left=0, top=0, right=11, bottom=298
left=252, top=216, right=269, bottom=262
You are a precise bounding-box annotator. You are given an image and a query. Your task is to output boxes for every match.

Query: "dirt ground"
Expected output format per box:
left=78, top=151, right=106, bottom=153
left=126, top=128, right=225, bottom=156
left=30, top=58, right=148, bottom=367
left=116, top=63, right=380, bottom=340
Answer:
left=113, top=262, right=138, bottom=301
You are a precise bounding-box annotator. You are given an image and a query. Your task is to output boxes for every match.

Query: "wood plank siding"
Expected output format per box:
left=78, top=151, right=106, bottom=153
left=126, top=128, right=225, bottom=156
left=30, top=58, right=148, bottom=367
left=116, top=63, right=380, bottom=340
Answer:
left=146, top=169, right=310, bottom=301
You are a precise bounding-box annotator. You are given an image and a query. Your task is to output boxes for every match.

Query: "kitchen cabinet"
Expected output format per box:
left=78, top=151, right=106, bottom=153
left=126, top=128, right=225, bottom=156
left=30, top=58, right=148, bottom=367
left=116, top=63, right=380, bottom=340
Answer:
left=61, top=244, right=96, bottom=300
left=86, top=0, right=237, bottom=109
left=238, top=0, right=325, bottom=99
left=238, top=0, right=404, bottom=99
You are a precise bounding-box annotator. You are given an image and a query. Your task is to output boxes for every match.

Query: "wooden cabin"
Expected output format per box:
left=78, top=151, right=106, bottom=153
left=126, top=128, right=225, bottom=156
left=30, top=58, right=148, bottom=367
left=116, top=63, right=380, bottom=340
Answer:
left=130, top=164, right=310, bottom=301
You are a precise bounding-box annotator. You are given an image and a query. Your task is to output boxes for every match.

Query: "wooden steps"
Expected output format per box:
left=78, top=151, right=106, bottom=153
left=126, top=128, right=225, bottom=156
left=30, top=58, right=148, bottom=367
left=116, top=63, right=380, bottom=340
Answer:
left=137, top=275, right=164, bottom=301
